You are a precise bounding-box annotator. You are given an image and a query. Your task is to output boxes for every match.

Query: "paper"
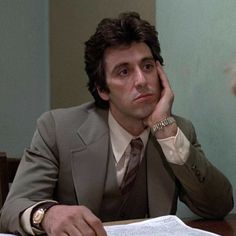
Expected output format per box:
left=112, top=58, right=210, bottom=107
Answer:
left=104, top=215, right=220, bottom=236
left=0, top=234, right=17, bottom=236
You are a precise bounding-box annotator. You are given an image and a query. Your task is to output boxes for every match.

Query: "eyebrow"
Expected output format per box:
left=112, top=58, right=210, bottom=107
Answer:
left=110, top=56, right=155, bottom=74
left=141, top=57, right=155, bottom=63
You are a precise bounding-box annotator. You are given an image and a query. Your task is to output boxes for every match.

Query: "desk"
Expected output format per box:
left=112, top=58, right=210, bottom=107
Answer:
left=186, top=214, right=236, bottom=236
left=104, top=214, right=236, bottom=236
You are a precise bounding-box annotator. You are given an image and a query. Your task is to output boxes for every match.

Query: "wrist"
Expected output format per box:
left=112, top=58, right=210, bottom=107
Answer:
left=31, top=202, right=58, bottom=231
left=151, top=116, right=177, bottom=138
left=155, top=122, right=177, bottom=139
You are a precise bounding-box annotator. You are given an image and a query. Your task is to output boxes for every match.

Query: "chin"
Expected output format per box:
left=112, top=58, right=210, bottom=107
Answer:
left=136, top=107, right=154, bottom=119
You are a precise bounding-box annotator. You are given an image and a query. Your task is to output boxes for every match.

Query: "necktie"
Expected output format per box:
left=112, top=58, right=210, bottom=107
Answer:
left=120, top=138, right=143, bottom=195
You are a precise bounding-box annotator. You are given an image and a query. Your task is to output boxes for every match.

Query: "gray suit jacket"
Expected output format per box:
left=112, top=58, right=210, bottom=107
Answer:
left=0, top=102, right=233, bottom=235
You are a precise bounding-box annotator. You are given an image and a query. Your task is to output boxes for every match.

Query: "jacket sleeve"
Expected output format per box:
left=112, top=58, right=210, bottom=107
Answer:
left=170, top=116, right=234, bottom=219
left=0, top=111, right=59, bottom=235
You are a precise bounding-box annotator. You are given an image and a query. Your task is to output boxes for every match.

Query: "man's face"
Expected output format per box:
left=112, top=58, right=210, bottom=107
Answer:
left=98, top=42, right=162, bottom=124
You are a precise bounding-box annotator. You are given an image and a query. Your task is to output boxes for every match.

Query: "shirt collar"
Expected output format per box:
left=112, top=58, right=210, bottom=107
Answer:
left=108, top=111, right=150, bottom=163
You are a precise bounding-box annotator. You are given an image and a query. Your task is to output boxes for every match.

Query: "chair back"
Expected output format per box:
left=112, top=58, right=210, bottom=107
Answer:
left=0, top=152, right=20, bottom=208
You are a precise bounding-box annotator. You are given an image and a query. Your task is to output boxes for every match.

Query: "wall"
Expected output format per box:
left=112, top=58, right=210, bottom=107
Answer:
left=49, top=0, right=156, bottom=108
left=0, top=0, right=49, bottom=157
left=0, top=0, right=155, bottom=156
left=156, top=0, right=236, bottom=217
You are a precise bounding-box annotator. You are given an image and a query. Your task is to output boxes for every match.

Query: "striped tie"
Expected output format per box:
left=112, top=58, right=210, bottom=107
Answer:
left=120, top=138, right=143, bottom=195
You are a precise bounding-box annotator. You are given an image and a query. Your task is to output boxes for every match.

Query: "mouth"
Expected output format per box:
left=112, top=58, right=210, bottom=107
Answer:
left=133, top=93, right=155, bottom=103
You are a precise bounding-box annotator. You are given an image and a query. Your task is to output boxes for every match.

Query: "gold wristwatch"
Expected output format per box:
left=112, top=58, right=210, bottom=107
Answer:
left=31, top=202, right=58, bottom=230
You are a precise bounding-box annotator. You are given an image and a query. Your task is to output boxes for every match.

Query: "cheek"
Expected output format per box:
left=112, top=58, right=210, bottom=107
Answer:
left=109, top=85, right=133, bottom=105
left=109, top=81, right=132, bottom=94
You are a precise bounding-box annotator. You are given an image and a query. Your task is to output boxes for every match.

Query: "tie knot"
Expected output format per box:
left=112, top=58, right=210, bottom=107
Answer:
left=130, top=138, right=143, bottom=151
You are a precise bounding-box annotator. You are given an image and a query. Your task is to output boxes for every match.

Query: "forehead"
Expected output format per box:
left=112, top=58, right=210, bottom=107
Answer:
left=104, top=42, right=153, bottom=71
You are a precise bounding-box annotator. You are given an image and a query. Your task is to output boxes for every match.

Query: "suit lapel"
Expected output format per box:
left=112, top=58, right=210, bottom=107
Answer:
left=70, top=106, right=177, bottom=217
left=146, top=135, right=177, bottom=217
left=71, top=108, right=109, bottom=216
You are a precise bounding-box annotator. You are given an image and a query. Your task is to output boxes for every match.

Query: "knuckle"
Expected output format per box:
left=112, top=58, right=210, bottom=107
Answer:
left=49, top=224, right=63, bottom=236
left=84, top=229, right=96, bottom=236
left=78, top=205, right=87, bottom=211
left=90, top=217, right=102, bottom=227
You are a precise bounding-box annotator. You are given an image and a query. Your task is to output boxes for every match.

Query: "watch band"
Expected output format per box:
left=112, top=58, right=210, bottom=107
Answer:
left=31, top=202, right=58, bottom=230
left=151, top=116, right=176, bottom=135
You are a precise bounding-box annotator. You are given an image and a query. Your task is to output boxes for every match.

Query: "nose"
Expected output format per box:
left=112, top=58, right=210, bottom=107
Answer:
left=134, top=68, right=147, bottom=87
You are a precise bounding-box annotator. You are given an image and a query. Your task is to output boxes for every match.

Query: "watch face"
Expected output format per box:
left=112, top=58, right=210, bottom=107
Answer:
left=33, top=208, right=45, bottom=224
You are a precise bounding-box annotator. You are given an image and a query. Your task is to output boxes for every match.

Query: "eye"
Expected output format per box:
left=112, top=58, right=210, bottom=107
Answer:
left=143, top=63, right=154, bottom=71
left=118, top=68, right=129, bottom=77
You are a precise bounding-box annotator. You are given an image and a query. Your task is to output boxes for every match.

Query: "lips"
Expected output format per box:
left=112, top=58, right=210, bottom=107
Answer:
left=134, top=93, right=155, bottom=102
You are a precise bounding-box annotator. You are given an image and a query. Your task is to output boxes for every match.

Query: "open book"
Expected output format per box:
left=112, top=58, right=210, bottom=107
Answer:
left=104, top=215, right=220, bottom=236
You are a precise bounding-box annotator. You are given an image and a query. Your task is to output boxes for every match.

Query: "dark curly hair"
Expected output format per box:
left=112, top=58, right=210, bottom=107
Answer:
left=84, top=12, right=164, bottom=109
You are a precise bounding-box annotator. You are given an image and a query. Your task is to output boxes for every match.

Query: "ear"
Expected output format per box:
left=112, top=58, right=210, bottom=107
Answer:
left=96, top=86, right=110, bottom=101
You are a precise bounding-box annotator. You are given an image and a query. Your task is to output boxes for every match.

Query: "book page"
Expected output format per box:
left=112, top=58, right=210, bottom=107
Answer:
left=104, top=215, right=220, bottom=236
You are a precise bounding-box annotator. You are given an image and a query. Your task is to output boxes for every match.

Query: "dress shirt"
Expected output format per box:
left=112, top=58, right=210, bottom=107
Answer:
left=108, top=111, right=191, bottom=182
left=157, top=127, right=190, bottom=165
left=108, top=111, right=149, bottom=185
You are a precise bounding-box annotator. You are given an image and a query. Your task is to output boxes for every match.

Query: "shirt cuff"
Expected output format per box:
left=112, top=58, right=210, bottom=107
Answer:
left=21, top=200, right=58, bottom=235
left=157, top=128, right=190, bottom=165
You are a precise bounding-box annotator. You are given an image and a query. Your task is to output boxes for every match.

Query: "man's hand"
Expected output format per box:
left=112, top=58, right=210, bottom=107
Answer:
left=42, top=205, right=107, bottom=236
left=144, top=61, right=177, bottom=138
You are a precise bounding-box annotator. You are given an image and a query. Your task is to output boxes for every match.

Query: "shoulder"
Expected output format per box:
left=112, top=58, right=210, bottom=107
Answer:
left=173, top=114, right=193, bottom=127
left=52, top=101, right=96, bottom=118
left=38, top=101, right=96, bottom=123
left=36, top=101, right=108, bottom=130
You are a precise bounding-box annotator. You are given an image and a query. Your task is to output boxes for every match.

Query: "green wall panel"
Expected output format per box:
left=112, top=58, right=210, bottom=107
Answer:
left=156, top=0, right=236, bottom=217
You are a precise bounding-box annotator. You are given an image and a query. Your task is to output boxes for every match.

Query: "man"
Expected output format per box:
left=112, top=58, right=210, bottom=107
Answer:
left=0, top=12, right=233, bottom=236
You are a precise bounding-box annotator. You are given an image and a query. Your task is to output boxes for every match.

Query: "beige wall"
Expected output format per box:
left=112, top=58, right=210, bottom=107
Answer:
left=49, top=0, right=155, bottom=108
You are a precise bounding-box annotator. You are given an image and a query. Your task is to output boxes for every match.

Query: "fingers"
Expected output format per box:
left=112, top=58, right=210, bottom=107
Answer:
left=67, top=225, right=83, bottom=236
left=232, top=78, right=236, bottom=95
left=76, top=219, right=96, bottom=235
left=156, top=61, right=174, bottom=101
left=83, top=209, right=107, bottom=236
left=43, top=205, right=107, bottom=236
left=156, top=61, right=172, bottom=90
